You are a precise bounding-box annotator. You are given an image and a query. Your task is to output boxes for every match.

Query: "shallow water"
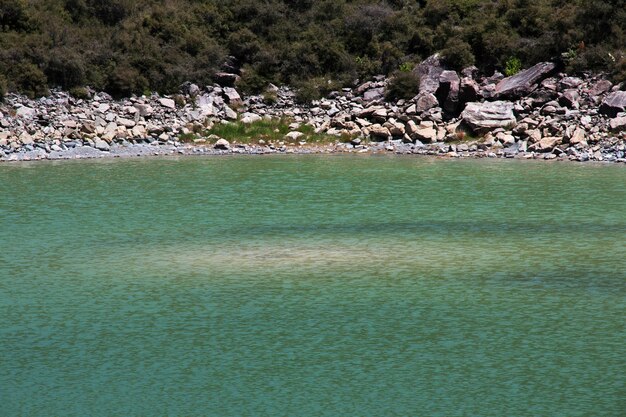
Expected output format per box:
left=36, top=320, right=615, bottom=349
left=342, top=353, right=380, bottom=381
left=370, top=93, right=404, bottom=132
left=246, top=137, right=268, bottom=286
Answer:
left=1, top=156, right=625, bottom=416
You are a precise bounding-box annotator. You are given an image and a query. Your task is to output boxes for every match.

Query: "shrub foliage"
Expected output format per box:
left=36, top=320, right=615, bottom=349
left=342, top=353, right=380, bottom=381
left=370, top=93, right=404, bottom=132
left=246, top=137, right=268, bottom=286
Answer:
left=0, top=0, right=624, bottom=97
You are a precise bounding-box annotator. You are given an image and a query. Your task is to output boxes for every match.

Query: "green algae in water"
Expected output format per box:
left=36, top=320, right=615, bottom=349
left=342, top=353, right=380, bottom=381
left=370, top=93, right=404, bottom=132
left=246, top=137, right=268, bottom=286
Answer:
left=1, top=156, right=625, bottom=416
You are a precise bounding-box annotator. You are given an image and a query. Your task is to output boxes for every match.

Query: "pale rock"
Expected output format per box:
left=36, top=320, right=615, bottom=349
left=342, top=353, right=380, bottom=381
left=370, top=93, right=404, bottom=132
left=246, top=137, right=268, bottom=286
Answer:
left=414, top=93, right=439, bottom=113
left=214, top=138, right=230, bottom=149
left=223, top=87, right=242, bottom=105
left=532, top=136, right=561, bottom=152
left=134, top=104, right=154, bottom=117
left=461, top=101, right=517, bottom=133
left=16, top=106, right=36, bottom=118
left=600, top=91, right=626, bottom=117
left=159, top=98, right=176, bottom=109
left=285, top=131, right=304, bottom=141
left=223, top=106, right=237, bottom=120
left=368, top=124, right=391, bottom=141
left=94, top=138, right=110, bottom=151
left=241, top=113, right=262, bottom=124
left=568, top=128, right=587, bottom=146
left=19, top=132, right=34, bottom=145
left=609, top=116, right=626, bottom=132
left=117, top=118, right=136, bottom=128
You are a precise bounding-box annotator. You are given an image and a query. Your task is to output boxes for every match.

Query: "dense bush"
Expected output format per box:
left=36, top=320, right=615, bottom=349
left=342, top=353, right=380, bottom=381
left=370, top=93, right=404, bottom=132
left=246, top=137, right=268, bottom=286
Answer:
left=0, top=0, right=624, bottom=97
left=385, top=71, right=420, bottom=102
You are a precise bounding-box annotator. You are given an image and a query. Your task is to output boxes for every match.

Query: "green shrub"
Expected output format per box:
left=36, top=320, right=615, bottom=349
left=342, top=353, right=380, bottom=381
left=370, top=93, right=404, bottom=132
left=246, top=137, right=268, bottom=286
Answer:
left=237, top=65, right=268, bottom=95
left=0, top=74, right=7, bottom=101
left=385, top=71, right=420, bottom=102
left=14, top=63, right=48, bottom=98
left=106, top=64, right=148, bottom=98
left=441, top=38, right=475, bottom=71
left=262, top=90, right=278, bottom=105
left=504, top=57, right=522, bottom=77
left=294, top=80, right=321, bottom=104
left=69, top=86, right=90, bottom=99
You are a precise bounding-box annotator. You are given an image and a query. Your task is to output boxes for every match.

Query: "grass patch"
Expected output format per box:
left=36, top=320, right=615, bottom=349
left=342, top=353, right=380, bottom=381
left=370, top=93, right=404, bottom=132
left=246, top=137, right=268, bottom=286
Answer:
left=206, top=118, right=355, bottom=144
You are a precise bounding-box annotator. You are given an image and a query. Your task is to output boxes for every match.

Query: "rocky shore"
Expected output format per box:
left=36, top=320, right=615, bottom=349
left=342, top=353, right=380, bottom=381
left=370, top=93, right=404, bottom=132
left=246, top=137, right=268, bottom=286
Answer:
left=1, top=55, right=625, bottom=163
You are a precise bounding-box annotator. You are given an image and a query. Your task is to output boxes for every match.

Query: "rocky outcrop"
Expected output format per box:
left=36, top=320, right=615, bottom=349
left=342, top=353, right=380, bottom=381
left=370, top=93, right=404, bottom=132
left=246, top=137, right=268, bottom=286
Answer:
left=0, top=57, right=624, bottom=163
left=495, top=62, right=556, bottom=99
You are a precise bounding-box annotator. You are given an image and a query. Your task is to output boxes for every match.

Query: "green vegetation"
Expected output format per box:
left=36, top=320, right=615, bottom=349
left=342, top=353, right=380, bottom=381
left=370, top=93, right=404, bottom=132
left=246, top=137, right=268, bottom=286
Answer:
left=505, top=57, right=523, bottom=77
left=0, top=1, right=624, bottom=97
left=205, top=119, right=353, bottom=144
left=385, top=71, right=421, bottom=101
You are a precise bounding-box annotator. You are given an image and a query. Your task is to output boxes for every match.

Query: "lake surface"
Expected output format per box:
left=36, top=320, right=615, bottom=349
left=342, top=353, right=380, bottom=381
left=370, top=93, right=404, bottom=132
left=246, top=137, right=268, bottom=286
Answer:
left=1, top=156, right=625, bottom=416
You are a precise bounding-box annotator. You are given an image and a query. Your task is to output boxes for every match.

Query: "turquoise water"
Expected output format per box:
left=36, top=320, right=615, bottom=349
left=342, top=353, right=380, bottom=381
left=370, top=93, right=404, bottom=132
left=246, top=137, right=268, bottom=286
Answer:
left=1, top=156, right=625, bottom=416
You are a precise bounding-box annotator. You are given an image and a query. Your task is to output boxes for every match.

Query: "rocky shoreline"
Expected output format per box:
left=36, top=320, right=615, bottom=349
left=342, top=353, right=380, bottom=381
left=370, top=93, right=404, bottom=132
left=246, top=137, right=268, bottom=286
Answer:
left=1, top=55, right=625, bottom=163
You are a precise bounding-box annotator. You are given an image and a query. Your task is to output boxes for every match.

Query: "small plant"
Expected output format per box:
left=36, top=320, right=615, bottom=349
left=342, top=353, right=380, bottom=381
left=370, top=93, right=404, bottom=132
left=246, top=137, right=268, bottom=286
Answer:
left=504, top=57, right=522, bottom=77
left=398, top=62, right=413, bottom=72
left=178, top=133, right=199, bottom=143
left=262, top=90, right=278, bottom=105
left=173, top=94, right=186, bottom=107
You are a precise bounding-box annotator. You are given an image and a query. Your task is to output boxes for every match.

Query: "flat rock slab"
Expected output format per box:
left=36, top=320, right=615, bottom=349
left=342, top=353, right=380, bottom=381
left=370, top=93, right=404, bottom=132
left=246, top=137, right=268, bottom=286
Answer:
left=461, top=101, right=517, bottom=133
left=495, top=62, right=556, bottom=99
left=600, top=91, right=626, bottom=117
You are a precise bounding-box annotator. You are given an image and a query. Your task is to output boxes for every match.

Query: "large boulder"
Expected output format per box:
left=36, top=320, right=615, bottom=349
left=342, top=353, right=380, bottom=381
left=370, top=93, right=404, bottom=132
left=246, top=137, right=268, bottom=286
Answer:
left=414, top=93, right=439, bottom=113
left=495, top=62, right=556, bottom=99
left=460, top=101, right=517, bottom=133
left=599, top=91, right=626, bottom=117
left=414, top=54, right=445, bottom=95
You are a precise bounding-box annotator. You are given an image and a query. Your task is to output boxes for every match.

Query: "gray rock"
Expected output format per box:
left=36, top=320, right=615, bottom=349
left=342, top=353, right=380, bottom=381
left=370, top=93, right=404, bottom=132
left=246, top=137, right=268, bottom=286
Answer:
left=240, top=112, right=262, bottom=124
left=587, top=80, right=613, bottom=97
left=558, top=90, right=580, bottom=109
left=609, top=116, right=626, bottom=132
left=414, top=93, right=439, bottom=113
left=437, top=70, right=460, bottom=114
left=159, top=98, right=176, bottom=109
left=363, top=87, right=385, bottom=102
left=214, top=138, right=230, bottom=149
left=567, top=128, right=587, bottom=146
left=223, top=106, right=237, bottom=120
left=94, top=138, right=111, bottom=151
left=134, top=104, right=154, bottom=117
left=413, top=126, right=437, bottom=143
left=461, top=101, right=517, bottom=133
left=599, top=91, right=626, bottom=117
left=15, top=106, right=36, bottom=118
left=368, top=124, right=391, bottom=141
left=214, top=72, right=241, bottom=87
left=559, top=77, right=584, bottom=90
left=459, top=78, right=480, bottom=105
left=495, top=62, right=556, bottom=99
left=414, top=54, right=445, bottom=94
left=223, top=87, right=242, bottom=105
left=285, top=131, right=304, bottom=141
left=530, top=136, right=561, bottom=152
